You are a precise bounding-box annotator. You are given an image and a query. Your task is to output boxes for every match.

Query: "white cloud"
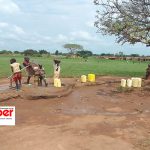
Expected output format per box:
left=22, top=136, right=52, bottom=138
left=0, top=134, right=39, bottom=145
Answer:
left=0, top=0, right=20, bottom=14
left=0, top=21, right=107, bottom=51
left=70, top=30, right=101, bottom=42
left=0, top=22, right=53, bottom=45
left=86, top=21, right=94, bottom=28
left=0, top=22, right=9, bottom=28
left=42, top=36, right=52, bottom=41
left=0, top=22, right=26, bottom=42
left=60, top=15, right=69, bottom=20
left=56, top=34, right=68, bottom=42
left=0, top=41, right=4, bottom=46
left=13, top=25, right=25, bottom=35
left=47, top=31, right=104, bottom=46
left=0, top=22, right=26, bottom=35
left=44, top=34, right=69, bottom=44
left=6, top=33, right=19, bottom=40
left=70, top=31, right=93, bottom=41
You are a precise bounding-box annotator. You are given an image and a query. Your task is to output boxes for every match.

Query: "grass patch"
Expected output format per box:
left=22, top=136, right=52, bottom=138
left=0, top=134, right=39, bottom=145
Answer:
left=0, top=55, right=148, bottom=78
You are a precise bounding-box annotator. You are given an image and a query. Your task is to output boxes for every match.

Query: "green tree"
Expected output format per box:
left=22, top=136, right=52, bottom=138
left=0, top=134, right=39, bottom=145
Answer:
left=77, top=50, right=93, bottom=57
left=14, top=51, right=20, bottom=54
left=0, top=50, right=12, bottom=54
left=130, top=54, right=140, bottom=57
left=39, top=50, right=49, bottom=55
left=23, top=49, right=38, bottom=56
left=94, top=0, right=150, bottom=46
left=55, top=50, right=59, bottom=55
left=63, top=44, right=83, bottom=54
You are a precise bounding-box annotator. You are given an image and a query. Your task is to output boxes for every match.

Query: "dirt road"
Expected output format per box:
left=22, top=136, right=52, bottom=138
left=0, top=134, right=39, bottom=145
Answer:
left=0, top=77, right=150, bottom=150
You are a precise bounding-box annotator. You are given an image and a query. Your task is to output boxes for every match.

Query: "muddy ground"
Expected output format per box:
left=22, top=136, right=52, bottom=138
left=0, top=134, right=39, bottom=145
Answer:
left=0, top=76, right=150, bottom=150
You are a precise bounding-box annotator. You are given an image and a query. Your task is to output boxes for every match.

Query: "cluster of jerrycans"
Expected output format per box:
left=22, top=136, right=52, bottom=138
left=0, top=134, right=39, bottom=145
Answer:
left=121, top=78, right=142, bottom=88
left=81, top=74, right=96, bottom=83
left=53, top=74, right=96, bottom=88
left=81, top=74, right=142, bottom=88
left=53, top=74, right=142, bottom=88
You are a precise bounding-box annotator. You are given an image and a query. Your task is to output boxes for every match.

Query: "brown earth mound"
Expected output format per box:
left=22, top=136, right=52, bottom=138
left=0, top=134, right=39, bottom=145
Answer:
left=0, top=83, right=75, bottom=102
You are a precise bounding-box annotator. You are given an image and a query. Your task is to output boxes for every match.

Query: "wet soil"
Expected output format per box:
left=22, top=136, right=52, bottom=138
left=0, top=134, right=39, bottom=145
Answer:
left=0, top=76, right=150, bottom=150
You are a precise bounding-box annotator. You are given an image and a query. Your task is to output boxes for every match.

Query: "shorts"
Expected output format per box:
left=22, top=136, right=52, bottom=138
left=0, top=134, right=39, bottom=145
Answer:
left=13, top=72, right=22, bottom=82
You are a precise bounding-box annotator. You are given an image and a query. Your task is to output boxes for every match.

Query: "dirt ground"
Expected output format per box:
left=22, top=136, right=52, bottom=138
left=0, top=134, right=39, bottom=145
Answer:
left=0, top=76, right=150, bottom=150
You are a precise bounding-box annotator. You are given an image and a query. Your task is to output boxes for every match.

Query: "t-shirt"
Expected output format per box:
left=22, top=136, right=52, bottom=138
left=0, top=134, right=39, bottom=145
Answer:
left=10, top=63, right=21, bottom=73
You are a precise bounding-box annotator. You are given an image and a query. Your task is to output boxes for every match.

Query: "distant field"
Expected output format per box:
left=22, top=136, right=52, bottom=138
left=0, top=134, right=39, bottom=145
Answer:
left=0, top=55, right=148, bottom=78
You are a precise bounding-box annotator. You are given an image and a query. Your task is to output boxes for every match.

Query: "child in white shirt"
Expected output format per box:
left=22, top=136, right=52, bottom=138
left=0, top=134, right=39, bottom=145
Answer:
left=10, top=58, right=22, bottom=90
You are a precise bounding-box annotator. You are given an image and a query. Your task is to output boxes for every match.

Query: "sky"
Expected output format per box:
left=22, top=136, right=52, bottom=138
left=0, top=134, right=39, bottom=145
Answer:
left=0, top=0, right=149, bottom=55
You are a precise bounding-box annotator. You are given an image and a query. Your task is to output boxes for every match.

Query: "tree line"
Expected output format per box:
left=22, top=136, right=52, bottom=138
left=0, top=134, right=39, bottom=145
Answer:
left=0, top=49, right=50, bottom=56
left=0, top=43, right=93, bottom=58
left=0, top=49, right=147, bottom=57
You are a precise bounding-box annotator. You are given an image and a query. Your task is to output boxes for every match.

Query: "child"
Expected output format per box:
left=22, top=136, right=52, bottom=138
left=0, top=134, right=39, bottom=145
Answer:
left=23, top=57, right=34, bottom=84
left=10, top=58, right=22, bottom=90
left=53, top=59, right=61, bottom=79
left=38, top=64, right=48, bottom=87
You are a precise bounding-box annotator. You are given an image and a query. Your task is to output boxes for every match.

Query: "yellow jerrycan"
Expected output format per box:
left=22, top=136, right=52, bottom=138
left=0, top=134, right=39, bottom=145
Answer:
left=137, top=78, right=142, bottom=87
left=127, top=79, right=132, bottom=87
left=88, top=74, right=95, bottom=82
left=121, top=79, right=126, bottom=87
left=54, top=78, right=61, bottom=87
left=132, top=78, right=141, bottom=87
left=81, top=75, right=87, bottom=83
